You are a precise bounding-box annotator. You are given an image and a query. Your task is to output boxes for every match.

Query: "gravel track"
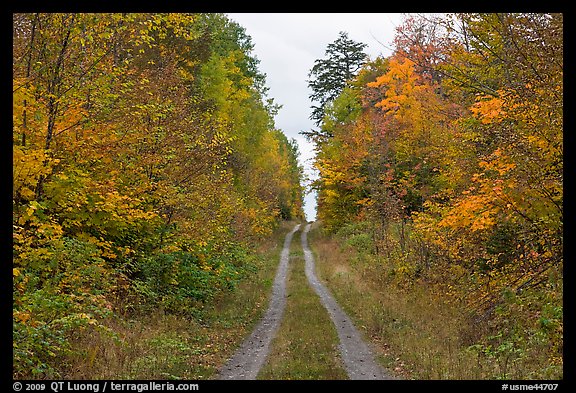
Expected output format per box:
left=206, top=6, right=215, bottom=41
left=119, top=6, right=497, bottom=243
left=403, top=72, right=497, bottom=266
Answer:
left=216, top=224, right=301, bottom=380
left=217, top=222, right=392, bottom=380
left=301, top=223, right=393, bottom=380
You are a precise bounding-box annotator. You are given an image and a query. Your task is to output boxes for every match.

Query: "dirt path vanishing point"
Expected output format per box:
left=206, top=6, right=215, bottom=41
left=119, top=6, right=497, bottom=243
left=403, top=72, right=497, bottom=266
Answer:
left=301, top=223, right=393, bottom=380
left=217, top=224, right=301, bottom=380
left=217, top=222, right=392, bottom=380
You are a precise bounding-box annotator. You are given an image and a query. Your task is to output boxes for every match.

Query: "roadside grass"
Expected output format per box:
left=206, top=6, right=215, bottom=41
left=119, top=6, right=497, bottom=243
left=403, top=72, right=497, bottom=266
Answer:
left=62, top=221, right=299, bottom=379
left=257, top=234, right=349, bottom=380
left=307, top=221, right=482, bottom=380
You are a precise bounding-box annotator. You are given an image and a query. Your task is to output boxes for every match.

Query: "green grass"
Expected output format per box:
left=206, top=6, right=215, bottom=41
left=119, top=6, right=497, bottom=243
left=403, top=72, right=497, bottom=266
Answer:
left=61, top=221, right=300, bottom=379
left=257, top=237, right=348, bottom=380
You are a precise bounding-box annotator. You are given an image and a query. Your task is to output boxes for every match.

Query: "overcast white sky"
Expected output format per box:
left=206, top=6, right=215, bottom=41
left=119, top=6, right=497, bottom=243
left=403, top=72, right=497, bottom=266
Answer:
left=226, top=13, right=405, bottom=221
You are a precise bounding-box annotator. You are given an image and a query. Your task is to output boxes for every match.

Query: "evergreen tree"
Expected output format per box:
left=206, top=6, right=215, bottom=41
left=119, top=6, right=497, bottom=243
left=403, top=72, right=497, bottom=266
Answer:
left=303, top=31, right=367, bottom=141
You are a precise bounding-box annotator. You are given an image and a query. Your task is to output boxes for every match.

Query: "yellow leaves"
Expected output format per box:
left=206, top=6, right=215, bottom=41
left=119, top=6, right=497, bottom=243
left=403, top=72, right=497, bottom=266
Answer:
left=18, top=186, right=36, bottom=201
left=356, top=198, right=373, bottom=207
left=14, top=310, right=31, bottom=324
left=368, top=57, right=417, bottom=89
left=14, top=201, right=64, bottom=263
left=101, top=249, right=117, bottom=260
left=437, top=147, right=522, bottom=235
left=370, top=57, right=423, bottom=116
left=13, top=78, right=43, bottom=142
left=471, top=94, right=505, bottom=124
left=13, top=146, right=55, bottom=201
left=478, top=149, right=517, bottom=176
left=76, top=312, right=98, bottom=325
left=209, top=129, right=234, bottom=153
left=199, top=254, right=212, bottom=272
left=439, top=192, right=497, bottom=232
left=470, top=210, right=496, bottom=232
left=13, top=268, right=30, bottom=294
left=317, top=161, right=346, bottom=186
left=36, top=221, right=64, bottom=239
left=50, top=171, right=158, bottom=236
left=324, top=188, right=341, bottom=201
left=11, top=13, right=310, bottom=378
left=161, top=13, right=199, bottom=41
left=76, top=232, right=119, bottom=260
left=17, top=202, right=39, bottom=226
left=161, top=244, right=182, bottom=254
left=526, top=134, right=552, bottom=153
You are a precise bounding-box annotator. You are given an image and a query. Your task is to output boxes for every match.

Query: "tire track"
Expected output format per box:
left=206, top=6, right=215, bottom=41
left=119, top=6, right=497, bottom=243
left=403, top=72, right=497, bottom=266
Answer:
left=217, top=224, right=301, bottom=380
left=301, top=223, right=393, bottom=380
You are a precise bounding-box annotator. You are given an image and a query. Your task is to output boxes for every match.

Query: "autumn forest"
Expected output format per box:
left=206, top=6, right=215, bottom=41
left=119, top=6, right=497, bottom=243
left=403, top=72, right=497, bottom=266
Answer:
left=12, top=13, right=562, bottom=381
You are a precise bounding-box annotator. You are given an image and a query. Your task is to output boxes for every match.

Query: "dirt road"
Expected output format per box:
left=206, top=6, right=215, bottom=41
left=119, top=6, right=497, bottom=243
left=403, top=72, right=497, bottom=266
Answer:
left=217, top=224, right=301, bottom=380
left=217, top=222, right=392, bottom=380
left=301, top=223, right=392, bottom=380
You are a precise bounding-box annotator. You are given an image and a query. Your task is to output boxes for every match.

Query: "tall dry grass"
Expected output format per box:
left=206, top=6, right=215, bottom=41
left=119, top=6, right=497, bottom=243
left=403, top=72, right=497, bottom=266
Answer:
left=309, top=222, right=494, bottom=379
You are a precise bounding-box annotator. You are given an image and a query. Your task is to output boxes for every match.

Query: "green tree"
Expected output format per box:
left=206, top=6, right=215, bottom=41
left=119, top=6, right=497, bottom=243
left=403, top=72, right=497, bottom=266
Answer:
left=304, top=31, right=367, bottom=139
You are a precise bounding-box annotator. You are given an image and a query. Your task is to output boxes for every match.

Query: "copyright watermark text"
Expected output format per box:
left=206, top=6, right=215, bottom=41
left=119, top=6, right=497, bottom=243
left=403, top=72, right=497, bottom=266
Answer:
left=13, top=382, right=199, bottom=393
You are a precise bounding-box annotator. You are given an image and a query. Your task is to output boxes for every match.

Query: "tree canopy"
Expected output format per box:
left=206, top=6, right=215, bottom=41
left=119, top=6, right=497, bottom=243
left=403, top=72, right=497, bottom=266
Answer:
left=13, top=12, right=304, bottom=378
left=311, top=13, right=563, bottom=378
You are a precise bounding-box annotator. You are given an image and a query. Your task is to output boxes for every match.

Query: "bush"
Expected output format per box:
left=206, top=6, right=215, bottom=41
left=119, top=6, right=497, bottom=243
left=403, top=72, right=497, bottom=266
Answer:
left=336, top=221, right=375, bottom=254
left=13, top=237, right=114, bottom=378
left=132, top=244, right=255, bottom=315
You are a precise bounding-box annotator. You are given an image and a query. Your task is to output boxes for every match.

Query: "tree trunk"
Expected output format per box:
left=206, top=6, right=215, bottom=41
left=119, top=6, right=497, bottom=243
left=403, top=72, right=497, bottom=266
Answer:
left=21, top=13, right=39, bottom=147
